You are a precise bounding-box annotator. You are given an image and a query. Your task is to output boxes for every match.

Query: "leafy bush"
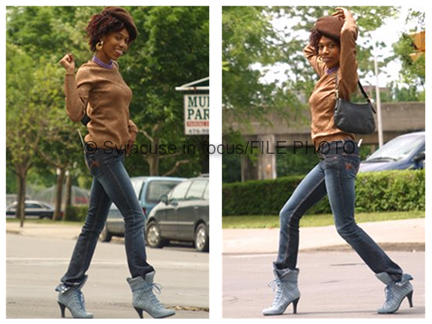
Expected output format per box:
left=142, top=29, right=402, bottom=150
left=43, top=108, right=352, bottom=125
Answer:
left=222, top=170, right=425, bottom=216
left=64, top=205, right=88, bottom=222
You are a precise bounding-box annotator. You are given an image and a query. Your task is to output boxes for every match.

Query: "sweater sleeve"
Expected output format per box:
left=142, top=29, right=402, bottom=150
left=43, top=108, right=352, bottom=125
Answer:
left=64, top=66, right=92, bottom=122
left=304, top=44, right=325, bottom=77
left=337, top=14, right=359, bottom=100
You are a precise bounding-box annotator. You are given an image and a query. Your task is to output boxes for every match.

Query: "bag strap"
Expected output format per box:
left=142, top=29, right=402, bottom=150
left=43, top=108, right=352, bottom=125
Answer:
left=335, top=73, right=376, bottom=114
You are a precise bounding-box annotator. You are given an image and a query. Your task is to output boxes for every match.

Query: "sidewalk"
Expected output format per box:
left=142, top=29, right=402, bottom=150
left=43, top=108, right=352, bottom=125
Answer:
left=223, top=218, right=425, bottom=254
left=6, top=221, right=82, bottom=240
left=6, top=218, right=425, bottom=254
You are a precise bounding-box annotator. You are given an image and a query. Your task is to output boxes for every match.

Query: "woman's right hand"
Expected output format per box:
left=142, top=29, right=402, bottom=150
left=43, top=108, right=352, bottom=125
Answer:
left=59, top=53, right=75, bottom=74
left=333, top=7, right=352, bottom=20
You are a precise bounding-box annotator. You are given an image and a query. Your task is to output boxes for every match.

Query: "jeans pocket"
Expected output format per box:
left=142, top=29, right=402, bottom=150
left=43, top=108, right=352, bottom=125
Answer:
left=323, top=154, right=341, bottom=170
left=85, top=154, right=101, bottom=177
left=342, top=153, right=360, bottom=178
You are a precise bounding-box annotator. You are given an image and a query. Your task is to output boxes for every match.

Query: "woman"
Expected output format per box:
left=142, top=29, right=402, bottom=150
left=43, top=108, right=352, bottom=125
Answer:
left=56, top=7, right=175, bottom=319
left=262, top=8, right=413, bottom=316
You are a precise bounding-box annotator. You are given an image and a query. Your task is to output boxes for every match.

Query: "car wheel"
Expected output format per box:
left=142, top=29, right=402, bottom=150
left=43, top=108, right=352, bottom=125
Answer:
left=195, top=223, right=209, bottom=252
left=146, top=221, right=164, bottom=248
left=100, top=226, right=112, bottom=242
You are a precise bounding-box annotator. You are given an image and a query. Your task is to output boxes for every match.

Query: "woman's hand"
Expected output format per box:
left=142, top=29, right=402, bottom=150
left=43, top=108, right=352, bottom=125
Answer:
left=332, top=7, right=352, bottom=20
left=59, top=53, right=75, bottom=74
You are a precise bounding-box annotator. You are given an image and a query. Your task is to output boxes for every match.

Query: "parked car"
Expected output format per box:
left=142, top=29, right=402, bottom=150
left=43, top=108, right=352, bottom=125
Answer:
left=100, top=176, right=185, bottom=242
left=359, top=131, right=425, bottom=172
left=146, top=176, right=209, bottom=252
left=6, top=200, right=55, bottom=219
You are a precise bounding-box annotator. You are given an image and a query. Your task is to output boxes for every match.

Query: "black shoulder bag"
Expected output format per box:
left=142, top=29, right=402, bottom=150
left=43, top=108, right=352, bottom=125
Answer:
left=334, top=74, right=376, bottom=134
left=81, top=106, right=91, bottom=126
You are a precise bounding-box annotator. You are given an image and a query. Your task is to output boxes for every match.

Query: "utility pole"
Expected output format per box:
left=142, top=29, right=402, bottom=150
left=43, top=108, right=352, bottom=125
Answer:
left=372, top=36, right=384, bottom=148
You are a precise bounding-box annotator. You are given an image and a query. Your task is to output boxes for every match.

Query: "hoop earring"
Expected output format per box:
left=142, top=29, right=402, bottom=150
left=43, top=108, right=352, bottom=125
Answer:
left=95, top=41, right=104, bottom=51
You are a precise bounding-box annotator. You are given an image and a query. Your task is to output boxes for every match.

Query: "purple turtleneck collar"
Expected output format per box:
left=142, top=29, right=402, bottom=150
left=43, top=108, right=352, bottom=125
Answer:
left=326, top=66, right=339, bottom=74
left=92, top=55, right=113, bottom=69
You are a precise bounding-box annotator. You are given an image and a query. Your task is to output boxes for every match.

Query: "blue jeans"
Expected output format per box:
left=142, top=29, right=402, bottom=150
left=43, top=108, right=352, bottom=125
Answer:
left=275, top=140, right=403, bottom=280
left=61, top=149, right=154, bottom=287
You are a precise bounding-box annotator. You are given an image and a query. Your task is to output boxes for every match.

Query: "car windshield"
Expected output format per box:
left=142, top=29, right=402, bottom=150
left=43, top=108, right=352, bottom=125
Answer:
left=366, top=134, right=424, bottom=162
left=147, top=181, right=183, bottom=203
left=131, top=179, right=144, bottom=198
left=185, top=180, right=208, bottom=200
left=169, top=181, right=191, bottom=201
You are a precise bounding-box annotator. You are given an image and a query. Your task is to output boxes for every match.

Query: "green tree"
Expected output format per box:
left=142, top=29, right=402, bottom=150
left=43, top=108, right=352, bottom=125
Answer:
left=6, top=6, right=209, bottom=208
left=123, top=6, right=209, bottom=176
left=34, top=59, right=86, bottom=220
left=6, top=43, right=41, bottom=227
left=392, top=39, right=425, bottom=97
left=222, top=6, right=303, bottom=135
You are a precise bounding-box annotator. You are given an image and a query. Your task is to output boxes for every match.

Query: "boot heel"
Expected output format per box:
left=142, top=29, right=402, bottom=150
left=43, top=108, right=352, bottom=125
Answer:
left=406, top=291, right=414, bottom=308
left=292, top=297, right=300, bottom=314
left=58, top=302, right=66, bottom=318
left=134, top=307, right=144, bottom=318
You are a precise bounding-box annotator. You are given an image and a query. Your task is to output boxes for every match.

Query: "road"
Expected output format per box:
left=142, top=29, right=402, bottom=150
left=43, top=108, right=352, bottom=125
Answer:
left=6, top=233, right=209, bottom=319
left=223, top=251, right=424, bottom=318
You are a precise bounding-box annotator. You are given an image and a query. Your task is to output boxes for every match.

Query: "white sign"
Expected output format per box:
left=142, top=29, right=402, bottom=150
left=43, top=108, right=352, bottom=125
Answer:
left=184, top=94, right=209, bottom=135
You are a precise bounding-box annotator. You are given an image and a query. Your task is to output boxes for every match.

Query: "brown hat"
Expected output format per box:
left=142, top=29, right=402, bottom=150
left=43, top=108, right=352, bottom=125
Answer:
left=315, top=15, right=344, bottom=40
left=102, top=7, right=137, bottom=41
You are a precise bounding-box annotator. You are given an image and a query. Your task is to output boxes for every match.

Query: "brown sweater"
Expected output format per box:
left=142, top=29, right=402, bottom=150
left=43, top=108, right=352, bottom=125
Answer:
left=65, top=60, right=138, bottom=150
left=304, top=14, right=359, bottom=148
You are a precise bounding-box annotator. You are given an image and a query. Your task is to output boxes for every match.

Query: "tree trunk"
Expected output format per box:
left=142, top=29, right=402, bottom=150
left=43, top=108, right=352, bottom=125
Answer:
left=63, top=170, right=72, bottom=221
left=53, top=167, right=65, bottom=221
left=148, top=137, right=160, bottom=176
left=17, top=169, right=26, bottom=228
left=148, top=154, right=160, bottom=176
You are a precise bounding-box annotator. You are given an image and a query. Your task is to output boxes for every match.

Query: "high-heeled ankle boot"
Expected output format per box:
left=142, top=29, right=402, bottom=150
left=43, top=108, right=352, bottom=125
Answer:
left=127, top=271, right=175, bottom=318
left=55, top=275, right=93, bottom=318
left=376, top=272, right=413, bottom=314
left=262, top=268, right=300, bottom=316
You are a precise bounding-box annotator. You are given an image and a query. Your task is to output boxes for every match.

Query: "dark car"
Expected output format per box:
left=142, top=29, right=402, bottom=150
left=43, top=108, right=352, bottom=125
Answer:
left=359, top=131, right=425, bottom=172
left=100, top=176, right=186, bottom=242
left=6, top=200, right=55, bottom=219
left=146, top=176, right=209, bottom=252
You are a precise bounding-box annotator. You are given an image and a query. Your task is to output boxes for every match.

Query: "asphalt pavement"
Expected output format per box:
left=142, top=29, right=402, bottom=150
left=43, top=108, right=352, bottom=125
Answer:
left=6, top=222, right=209, bottom=319
left=223, top=218, right=425, bottom=319
left=6, top=218, right=425, bottom=319
left=223, top=251, right=425, bottom=318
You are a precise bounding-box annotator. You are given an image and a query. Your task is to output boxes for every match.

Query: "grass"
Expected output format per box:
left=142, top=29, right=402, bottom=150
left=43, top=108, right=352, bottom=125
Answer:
left=222, top=211, right=425, bottom=229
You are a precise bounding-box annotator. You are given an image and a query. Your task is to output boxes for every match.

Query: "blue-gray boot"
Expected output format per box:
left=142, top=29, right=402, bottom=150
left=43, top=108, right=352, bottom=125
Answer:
left=376, top=272, right=413, bottom=314
left=262, top=268, right=300, bottom=315
left=55, top=275, right=93, bottom=318
left=127, top=272, right=175, bottom=318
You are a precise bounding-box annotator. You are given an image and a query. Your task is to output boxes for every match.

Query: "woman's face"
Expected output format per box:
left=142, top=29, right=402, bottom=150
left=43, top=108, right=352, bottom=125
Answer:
left=99, top=28, right=130, bottom=62
left=318, top=36, right=340, bottom=69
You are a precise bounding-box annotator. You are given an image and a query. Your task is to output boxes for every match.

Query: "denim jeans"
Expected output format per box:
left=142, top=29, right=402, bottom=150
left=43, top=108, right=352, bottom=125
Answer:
left=275, top=140, right=403, bottom=281
left=61, top=149, right=154, bottom=287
